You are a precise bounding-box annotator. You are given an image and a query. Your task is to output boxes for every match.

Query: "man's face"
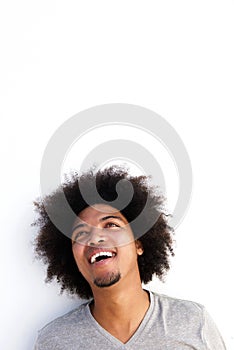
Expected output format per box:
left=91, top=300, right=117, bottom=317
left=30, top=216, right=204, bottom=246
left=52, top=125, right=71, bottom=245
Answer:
left=71, top=204, right=143, bottom=290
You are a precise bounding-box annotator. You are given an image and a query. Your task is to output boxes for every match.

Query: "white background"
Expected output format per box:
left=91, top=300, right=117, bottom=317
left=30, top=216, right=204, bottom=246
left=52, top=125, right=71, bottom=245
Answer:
left=0, top=1, right=233, bottom=349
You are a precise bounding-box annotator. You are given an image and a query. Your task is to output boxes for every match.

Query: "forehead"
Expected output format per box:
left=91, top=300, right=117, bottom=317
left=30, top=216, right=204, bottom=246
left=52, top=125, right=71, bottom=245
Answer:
left=74, top=204, right=128, bottom=225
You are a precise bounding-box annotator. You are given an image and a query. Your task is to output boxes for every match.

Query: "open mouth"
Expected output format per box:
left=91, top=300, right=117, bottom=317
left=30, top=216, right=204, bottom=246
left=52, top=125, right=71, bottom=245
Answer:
left=89, top=251, right=117, bottom=264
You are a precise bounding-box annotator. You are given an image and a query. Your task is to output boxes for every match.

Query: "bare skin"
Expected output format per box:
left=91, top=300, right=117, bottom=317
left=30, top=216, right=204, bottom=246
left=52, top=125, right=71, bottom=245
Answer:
left=72, top=204, right=150, bottom=343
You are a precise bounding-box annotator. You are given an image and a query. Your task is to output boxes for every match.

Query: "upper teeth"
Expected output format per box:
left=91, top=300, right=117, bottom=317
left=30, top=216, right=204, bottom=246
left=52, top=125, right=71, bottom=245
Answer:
left=90, top=251, right=114, bottom=264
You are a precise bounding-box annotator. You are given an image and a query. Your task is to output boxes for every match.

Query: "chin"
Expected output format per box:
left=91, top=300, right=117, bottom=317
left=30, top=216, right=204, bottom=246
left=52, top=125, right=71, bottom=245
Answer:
left=94, top=272, right=121, bottom=288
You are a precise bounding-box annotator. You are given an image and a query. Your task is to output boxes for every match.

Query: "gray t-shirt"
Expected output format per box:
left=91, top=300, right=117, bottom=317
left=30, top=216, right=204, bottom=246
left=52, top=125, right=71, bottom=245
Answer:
left=34, top=291, right=226, bottom=349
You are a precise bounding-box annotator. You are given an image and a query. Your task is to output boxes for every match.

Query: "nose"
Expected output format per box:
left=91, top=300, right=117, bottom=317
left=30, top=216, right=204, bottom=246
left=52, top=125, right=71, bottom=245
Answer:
left=87, top=227, right=106, bottom=246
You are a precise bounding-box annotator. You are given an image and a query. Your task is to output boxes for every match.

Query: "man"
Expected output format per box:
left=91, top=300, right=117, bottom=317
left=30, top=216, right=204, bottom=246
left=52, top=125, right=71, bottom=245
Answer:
left=33, top=167, right=226, bottom=349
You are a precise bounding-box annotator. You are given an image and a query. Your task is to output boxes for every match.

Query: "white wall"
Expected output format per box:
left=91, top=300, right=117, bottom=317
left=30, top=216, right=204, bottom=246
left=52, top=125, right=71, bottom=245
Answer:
left=0, top=1, right=233, bottom=349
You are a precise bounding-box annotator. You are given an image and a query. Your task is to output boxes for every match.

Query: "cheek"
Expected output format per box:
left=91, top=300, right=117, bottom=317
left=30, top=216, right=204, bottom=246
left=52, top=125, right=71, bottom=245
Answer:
left=119, top=244, right=139, bottom=263
left=72, top=244, right=84, bottom=266
left=108, top=229, right=135, bottom=247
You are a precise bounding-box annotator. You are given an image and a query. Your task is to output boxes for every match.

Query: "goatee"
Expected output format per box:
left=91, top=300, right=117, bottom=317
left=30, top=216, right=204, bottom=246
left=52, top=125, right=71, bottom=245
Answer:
left=94, top=272, right=121, bottom=288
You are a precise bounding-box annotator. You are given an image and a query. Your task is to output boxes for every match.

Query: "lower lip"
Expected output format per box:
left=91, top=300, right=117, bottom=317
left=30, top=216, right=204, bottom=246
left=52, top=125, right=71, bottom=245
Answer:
left=91, top=255, right=116, bottom=267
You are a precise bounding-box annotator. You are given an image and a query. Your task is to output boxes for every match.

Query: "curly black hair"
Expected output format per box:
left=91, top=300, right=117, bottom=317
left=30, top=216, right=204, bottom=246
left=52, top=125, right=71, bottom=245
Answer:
left=33, top=166, right=174, bottom=299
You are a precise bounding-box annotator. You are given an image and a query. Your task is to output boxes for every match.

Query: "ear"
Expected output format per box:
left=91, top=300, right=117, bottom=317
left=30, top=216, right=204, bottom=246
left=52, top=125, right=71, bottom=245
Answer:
left=135, top=240, right=144, bottom=256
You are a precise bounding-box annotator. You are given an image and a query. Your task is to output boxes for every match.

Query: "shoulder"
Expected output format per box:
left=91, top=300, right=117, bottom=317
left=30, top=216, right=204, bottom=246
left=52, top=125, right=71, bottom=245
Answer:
left=153, top=291, right=204, bottom=313
left=150, top=291, right=205, bottom=327
left=147, top=292, right=226, bottom=349
left=40, top=302, right=89, bottom=332
left=35, top=301, right=90, bottom=348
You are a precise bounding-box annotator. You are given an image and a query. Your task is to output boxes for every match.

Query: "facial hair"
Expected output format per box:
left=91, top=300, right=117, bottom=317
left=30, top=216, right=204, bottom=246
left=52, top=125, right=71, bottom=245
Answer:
left=94, top=271, right=121, bottom=288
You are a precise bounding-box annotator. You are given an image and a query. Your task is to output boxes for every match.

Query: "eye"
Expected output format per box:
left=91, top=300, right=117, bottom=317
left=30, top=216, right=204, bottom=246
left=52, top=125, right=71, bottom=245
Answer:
left=105, top=222, right=120, bottom=229
left=73, top=230, right=89, bottom=242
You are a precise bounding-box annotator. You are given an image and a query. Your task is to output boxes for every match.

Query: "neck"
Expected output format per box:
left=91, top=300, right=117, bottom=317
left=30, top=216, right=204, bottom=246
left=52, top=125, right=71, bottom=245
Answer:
left=89, top=281, right=150, bottom=343
left=92, top=283, right=148, bottom=314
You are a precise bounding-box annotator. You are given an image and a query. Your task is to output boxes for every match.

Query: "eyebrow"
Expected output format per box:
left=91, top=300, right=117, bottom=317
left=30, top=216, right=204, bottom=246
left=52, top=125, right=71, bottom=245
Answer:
left=71, top=215, right=125, bottom=234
